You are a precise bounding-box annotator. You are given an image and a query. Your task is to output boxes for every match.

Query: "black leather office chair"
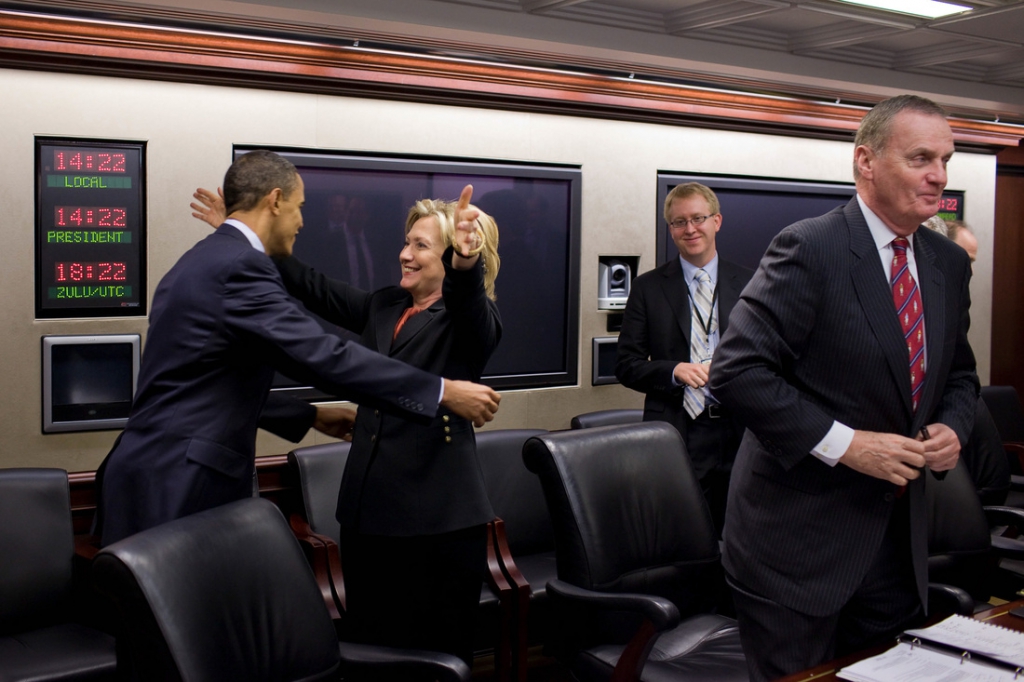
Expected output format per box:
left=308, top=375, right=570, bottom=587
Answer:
left=928, top=460, right=1024, bottom=610
left=93, top=497, right=469, bottom=682
left=523, top=423, right=747, bottom=682
left=476, top=428, right=552, bottom=680
left=0, top=468, right=117, bottom=682
left=980, top=386, right=1024, bottom=507
left=570, top=409, right=643, bottom=430
left=287, top=441, right=351, bottom=617
left=287, top=440, right=516, bottom=678
left=981, top=385, right=1024, bottom=445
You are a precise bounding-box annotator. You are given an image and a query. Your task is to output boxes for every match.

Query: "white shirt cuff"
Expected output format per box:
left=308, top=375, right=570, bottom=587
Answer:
left=811, top=421, right=854, bottom=466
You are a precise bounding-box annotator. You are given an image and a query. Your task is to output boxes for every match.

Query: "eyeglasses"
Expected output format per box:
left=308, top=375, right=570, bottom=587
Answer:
left=668, top=214, right=717, bottom=229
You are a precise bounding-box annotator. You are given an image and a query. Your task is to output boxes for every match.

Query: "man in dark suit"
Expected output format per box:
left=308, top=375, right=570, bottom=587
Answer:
left=97, top=151, right=500, bottom=546
left=710, top=95, right=979, bottom=681
left=616, top=182, right=753, bottom=533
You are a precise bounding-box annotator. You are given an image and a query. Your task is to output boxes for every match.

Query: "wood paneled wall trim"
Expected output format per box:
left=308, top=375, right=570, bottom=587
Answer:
left=67, top=454, right=293, bottom=535
left=1, top=10, right=1022, bottom=149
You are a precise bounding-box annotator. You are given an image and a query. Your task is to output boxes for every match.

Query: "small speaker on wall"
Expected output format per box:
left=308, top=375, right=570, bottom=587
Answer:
left=598, top=256, right=638, bottom=310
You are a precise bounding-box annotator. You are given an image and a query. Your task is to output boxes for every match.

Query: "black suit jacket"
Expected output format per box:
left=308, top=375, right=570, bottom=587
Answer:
left=277, top=248, right=501, bottom=536
left=615, top=256, right=753, bottom=475
left=710, top=198, right=979, bottom=616
left=97, top=225, right=442, bottom=545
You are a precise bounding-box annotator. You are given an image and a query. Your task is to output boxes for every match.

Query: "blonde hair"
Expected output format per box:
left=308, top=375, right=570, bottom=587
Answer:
left=405, top=199, right=500, bottom=301
left=663, top=183, right=721, bottom=223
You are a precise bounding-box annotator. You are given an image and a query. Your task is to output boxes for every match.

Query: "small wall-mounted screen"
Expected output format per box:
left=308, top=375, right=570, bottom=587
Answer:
left=592, top=337, right=620, bottom=386
left=42, top=334, right=140, bottom=433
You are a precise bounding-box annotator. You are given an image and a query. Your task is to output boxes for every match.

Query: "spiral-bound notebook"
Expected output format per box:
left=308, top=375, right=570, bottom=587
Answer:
left=838, top=614, right=1024, bottom=682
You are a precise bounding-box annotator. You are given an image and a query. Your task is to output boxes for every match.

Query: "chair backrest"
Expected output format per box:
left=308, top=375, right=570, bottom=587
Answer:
left=963, top=396, right=1011, bottom=507
left=523, top=423, right=720, bottom=614
left=288, top=441, right=351, bottom=544
left=569, top=409, right=643, bottom=430
left=927, top=461, right=993, bottom=602
left=93, top=498, right=340, bottom=682
left=0, top=468, right=74, bottom=634
left=981, top=386, right=1024, bottom=443
left=476, top=429, right=550, bottom=555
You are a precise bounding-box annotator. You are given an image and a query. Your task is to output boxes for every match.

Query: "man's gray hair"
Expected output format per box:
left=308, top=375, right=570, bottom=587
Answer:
left=853, top=95, right=947, bottom=179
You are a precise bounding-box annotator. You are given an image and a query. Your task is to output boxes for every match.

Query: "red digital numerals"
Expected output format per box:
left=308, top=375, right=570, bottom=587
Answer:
left=53, top=150, right=127, bottom=173
left=55, top=207, right=127, bottom=228
left=54, top=262, right=128, bottom=283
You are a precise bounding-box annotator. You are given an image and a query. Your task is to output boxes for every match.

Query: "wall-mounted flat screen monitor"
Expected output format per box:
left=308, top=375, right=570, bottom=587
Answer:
left=236, top=148, right=582, bottom=395
left=657, top=173, right=967, bottom=271
left=657, top=174, right=855, bottom=270
left=42, top=334, right=140, bottom=433
left=35, top=138, right=147, bottom=318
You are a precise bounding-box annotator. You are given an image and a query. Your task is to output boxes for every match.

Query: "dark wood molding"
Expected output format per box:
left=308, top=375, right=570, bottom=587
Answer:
left=1, top=10, right=1021, bottom=148
left=67, top=454, right=292, bottom=535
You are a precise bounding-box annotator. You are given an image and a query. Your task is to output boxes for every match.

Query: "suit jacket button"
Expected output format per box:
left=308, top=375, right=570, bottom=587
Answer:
left=444, top=426, right=451, bottom=433
left=371, top=435, right=377, bottom=443
left=443, top=415, right=450, bottom=423
left=374, top=409, right=380, bottom=417
left=445, top=436, right=452, bottom=444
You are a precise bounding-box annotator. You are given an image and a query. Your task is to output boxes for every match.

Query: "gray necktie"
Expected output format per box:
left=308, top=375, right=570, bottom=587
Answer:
left=684, top=268, right=715, bottom=419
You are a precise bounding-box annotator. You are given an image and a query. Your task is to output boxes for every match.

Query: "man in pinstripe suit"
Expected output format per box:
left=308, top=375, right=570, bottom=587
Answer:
left=710, top=95, right=979, bottom=681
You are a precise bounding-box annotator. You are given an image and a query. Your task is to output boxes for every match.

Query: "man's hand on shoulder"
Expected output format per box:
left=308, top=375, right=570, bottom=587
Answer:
left=191, top=187, right=227, bottom=228
left=839, top=430, right=926, bottom=485
left=441, top=379, right=500, bottom=427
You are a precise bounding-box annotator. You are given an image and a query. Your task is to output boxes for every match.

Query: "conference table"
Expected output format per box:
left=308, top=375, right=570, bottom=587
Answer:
left=775, top=599, right=1024, bottom=682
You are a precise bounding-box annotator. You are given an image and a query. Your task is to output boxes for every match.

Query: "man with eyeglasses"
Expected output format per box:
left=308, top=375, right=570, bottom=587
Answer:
left=616, top=182, right=753, bottom=534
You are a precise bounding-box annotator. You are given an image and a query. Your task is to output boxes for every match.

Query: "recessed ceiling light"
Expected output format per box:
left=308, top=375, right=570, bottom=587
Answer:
left=833, top=0, right=970, bottom=19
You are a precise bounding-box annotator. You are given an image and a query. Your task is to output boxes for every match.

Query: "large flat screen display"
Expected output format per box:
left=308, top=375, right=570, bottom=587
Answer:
left=35, top=138, right=147, bottom=318
left=656, top=174, right=965, bottom=270
left=238, top=148, right=582, bottom=395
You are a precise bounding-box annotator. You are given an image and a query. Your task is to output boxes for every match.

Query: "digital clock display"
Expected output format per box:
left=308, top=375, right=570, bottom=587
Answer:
left=55, top=206, right=128, bottom=228
left=55, top=262, right=128, bottom=282
left=53, top=150, right=127, bottom=173
left=36, top=139, right=146, bottom=318
left=936, top=191, right=965, bottom=224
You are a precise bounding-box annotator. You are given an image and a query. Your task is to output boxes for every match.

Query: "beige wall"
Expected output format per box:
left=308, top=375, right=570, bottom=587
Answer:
left=0, top=67, right=996, bottom=471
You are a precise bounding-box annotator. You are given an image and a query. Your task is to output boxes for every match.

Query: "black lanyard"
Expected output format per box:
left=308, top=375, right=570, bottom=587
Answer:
left=686, top=279, right=719, bottom=342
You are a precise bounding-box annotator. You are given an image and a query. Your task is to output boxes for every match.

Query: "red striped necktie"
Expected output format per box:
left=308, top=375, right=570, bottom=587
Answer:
left=891, top=238, right=926, bottom=412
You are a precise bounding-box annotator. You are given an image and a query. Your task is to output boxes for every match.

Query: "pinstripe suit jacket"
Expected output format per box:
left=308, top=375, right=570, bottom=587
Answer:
left=709, top=197, right=978, bottom=617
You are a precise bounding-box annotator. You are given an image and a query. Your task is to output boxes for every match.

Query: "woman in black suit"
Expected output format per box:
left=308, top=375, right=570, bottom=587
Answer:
left=194, top=185, right=501, bottom=665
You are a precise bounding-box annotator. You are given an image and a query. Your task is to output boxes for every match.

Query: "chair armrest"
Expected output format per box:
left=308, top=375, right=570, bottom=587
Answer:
left=338, top=641, right=471, bottom=682
left=289, top=513, right=344, bottom=619
left=984, top=506, right=1024, bottom=559
left=491, top=518, right=530, bottom=682
left=547, top=579, right=680, bottom=631
left=984, top=505, right=1024, bottom=528
left=927, top=583, right=975, bottom=617
left=548, top=579, right=681, bottom=682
